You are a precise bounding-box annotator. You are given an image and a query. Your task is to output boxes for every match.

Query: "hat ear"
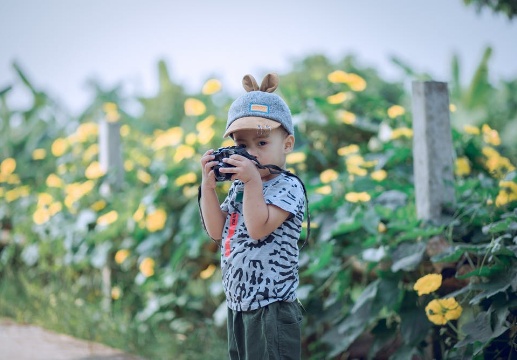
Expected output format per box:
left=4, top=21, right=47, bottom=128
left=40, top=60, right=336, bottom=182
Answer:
left=260, top=73, right=279, bottom=93
left=242, top=74, right=259, bottom=92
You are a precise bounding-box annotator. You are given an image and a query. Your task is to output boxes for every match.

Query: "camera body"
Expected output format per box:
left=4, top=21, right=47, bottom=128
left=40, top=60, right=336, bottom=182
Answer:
left=212, top=145, right=258, bottom=181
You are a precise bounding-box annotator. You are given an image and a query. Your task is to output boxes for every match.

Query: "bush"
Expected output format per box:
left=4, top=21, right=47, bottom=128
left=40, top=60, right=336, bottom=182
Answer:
left=1, top=53, right=516, bottom=359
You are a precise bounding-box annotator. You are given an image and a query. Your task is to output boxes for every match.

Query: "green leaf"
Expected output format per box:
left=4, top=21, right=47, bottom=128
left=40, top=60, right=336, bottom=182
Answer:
left=456, top=307, right=509, bottom=349
left=351, top=279, right=379, bottom=313
left=390, top=242, right=426, bottom=272
left=456, top=263, right=506, bottom=279
left=482, top=217, right=515, bottom=234
left=301, top=241, right=334, bottom=276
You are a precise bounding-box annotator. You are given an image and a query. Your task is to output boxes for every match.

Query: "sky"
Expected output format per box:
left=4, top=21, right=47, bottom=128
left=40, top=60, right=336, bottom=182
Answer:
left=1, top=0, right=516, bottom=115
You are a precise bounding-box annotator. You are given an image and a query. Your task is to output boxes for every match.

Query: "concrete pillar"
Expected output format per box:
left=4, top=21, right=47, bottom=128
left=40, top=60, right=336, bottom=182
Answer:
left=411, top=81, right=455, bottom=221
left=99, top=120, right=123, bottom=190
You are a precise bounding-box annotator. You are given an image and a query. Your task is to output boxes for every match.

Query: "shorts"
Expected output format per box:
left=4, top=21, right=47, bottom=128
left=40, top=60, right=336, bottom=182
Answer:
left=227, top=301, right=303, bottom=360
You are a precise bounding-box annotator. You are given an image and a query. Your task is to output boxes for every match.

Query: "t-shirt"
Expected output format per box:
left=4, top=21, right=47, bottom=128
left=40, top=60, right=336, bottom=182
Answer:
left=220, top=173, right=305, bottom=311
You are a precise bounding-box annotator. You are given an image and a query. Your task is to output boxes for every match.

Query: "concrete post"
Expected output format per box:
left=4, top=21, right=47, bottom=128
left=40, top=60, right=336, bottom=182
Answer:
left=99, top=120, right=123, bottom=189
left=411, top=81, right=455, bottom=221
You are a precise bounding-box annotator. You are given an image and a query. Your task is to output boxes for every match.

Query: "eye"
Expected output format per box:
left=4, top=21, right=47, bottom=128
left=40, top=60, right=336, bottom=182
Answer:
left=258, top=141, right=268, bottom=146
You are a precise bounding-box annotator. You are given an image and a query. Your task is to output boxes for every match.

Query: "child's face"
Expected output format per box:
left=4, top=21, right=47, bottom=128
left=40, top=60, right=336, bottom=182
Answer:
left=232, top=127, right=294, bottom=180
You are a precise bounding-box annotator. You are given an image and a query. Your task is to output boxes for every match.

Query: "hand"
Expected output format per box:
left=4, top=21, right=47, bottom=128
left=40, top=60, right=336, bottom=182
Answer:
left=200, top=149, right=218, bottom=189
left=220, top=154, right=261, bottom=184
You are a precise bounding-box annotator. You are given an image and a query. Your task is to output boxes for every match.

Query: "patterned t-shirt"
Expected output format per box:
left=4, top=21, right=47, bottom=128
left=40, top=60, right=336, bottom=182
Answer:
left=220, top=173, right=305, bottom=311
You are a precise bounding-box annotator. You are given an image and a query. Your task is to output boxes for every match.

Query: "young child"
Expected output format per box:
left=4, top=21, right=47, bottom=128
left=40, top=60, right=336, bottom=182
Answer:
left=200, top=73, right=305, bottom=359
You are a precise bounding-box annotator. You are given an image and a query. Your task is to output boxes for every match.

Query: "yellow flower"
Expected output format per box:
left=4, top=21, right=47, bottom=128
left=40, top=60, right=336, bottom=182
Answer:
left=286, top=152, right=306, bottom=164
left=387, top=105, right=405, bottom=119
left=33, top=208, right=51, bottom=225
left=327, top=92, right=349, bottom=104
left=137, top=169, right=152, bottom=184
left=345, top=192, right=371, bottom=203
left=495, top=181, right=517, bottom=207
left=200, top=264, right=217, bottom=279
left=449, top=104, right=457, bottom=112
left=85, top=161, right=105, bottom=180
left=120, top=124, right=130, bottom=137
left=184, top=98, right=206, bottom=116
left=152, top=127, right=183, bottom=150
left=414, top=274, right=442, bottom=296
left=51, top=138, right=69, bottom=157
left=97, top=210, right=118, bottom=226
left=425, top=298, right=463, bottom=325
left=133, top=204, right=145, bottom=222
left=455, top=157, right=471, bottom=177
left=0, top=158, right=16, bottom=175
left=370, top=170, right=387, bottom=181
left=91, top=200, right=107, bottom=211
left=482, top=124, right=501, bottom=146
left=124, top=160, right=134, bottom=172
left=111, top=286, right=121, bottom=300
left=337, top=110, right=356, bottom=124
left=114, top=249, right=130, bottom=264
left=139, top=257, right=155, bottom=277
left=32, top=148, right=47, bottom=160
left=316, top=185, right=332, bottom=195
left=146, top=208, right=167, bottom=232
left=48, top=202, right=62, bottom=216
left=328, top=70, right=350, bottom=83
left=463, top=125, right=480, bottom=135
left=38, top=193, right=54, bottom=207
left=5, top=186, right=30, bottom=202
left=320, top=169, right=339, bottom=184
left=377, top=222, right=387, bottom=233
left=83, top=144, right=99, bottom=161
left=46, top=174, right=63, bottom=188
left=202, top=79, right=222, bottom=95
left=173, top=145, right=195, bottom=163
left=76, top=122, right=99, bottom=141
left=103, top=102, right=120, bottom=122
left=338, top=144, right=360, bottom=156
left=391, top=127, right=413, bottom=139
left=327, top=71, right=366, bottom=91
left=175, top=172, right=197, bottom=187
left=195, top=115, right=216, bottom=144
left=346, top=73, right=367, bottom=92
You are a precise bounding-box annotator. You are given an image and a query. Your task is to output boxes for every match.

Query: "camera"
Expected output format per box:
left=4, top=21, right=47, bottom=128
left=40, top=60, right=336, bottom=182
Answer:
left=211, top=145, right=258, bottom=181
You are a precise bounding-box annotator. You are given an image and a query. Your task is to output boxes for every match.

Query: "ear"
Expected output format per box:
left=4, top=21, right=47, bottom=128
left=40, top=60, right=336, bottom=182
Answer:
left=242, top=74, right=259, bottom=92
left=283, top=134, right=295, bottom=154
left=260, top=73, right=279, bottom=93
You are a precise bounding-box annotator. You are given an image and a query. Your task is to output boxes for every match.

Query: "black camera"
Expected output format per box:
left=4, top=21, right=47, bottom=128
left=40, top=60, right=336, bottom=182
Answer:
left=211, top=145, right=258, bottom=181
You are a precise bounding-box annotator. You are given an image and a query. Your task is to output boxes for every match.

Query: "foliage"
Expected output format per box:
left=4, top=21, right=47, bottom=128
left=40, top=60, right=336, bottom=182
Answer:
left=1, top=51, right=517, bottom=359
left=463, top=0, right=517, bottom=19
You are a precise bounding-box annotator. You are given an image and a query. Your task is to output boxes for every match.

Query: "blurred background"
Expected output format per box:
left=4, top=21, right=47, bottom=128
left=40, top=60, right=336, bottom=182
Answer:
left=1, top=0, right=516, bottom=113
left=1, top=1, right=517, bottom=360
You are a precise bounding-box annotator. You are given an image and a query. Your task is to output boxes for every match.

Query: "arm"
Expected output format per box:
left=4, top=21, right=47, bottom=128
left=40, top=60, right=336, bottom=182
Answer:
left=200, top=150, right=227, bottom=240
left=242, top=177, right=290, bottom=240
left=219, top=155, right=290, bottom=240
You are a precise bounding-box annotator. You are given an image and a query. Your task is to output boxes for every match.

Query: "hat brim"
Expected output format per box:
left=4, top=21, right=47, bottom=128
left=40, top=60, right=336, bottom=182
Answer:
left=223, top=117, right=282, bottom=138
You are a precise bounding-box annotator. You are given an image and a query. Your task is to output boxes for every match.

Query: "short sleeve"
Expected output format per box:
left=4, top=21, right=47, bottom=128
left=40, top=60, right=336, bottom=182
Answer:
left=264, top=175, right=305, bottom=217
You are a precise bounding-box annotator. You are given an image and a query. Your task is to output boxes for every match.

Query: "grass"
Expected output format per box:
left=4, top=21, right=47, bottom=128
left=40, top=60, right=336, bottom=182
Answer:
left=0, top=268, right=228, bottom=360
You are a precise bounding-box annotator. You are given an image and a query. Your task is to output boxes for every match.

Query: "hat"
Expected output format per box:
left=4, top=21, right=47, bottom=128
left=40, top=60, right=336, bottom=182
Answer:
left=224, top=73, right=293, bottom=138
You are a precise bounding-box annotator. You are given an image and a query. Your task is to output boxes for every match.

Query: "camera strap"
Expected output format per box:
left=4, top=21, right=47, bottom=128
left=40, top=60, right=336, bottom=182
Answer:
left=197, top=163, right=310, bottom=250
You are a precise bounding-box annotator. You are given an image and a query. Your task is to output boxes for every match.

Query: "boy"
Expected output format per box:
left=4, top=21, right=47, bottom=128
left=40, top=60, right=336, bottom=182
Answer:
left=199, top=73, right=305, bottom=359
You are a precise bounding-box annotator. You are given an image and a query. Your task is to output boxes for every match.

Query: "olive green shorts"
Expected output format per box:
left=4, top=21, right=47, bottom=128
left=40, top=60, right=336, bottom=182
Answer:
left=227, top=301, right=303, bottom=360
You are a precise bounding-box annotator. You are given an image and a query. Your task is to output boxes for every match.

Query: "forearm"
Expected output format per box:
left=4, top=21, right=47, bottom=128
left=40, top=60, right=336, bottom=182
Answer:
left=200, top=186, right=226, bottom=240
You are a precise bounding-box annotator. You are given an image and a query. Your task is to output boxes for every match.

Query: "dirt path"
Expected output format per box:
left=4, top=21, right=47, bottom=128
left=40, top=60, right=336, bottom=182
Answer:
left=0, top=318, right=144, bottom=360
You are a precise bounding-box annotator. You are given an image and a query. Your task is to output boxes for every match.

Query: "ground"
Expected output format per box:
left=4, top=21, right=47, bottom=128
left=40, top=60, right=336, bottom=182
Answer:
left=0, top=318, right=144, bottom=360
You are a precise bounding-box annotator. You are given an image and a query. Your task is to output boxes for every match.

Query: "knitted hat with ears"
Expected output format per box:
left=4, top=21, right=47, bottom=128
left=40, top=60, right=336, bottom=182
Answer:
left=224, top=73, right=294, bottom=138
